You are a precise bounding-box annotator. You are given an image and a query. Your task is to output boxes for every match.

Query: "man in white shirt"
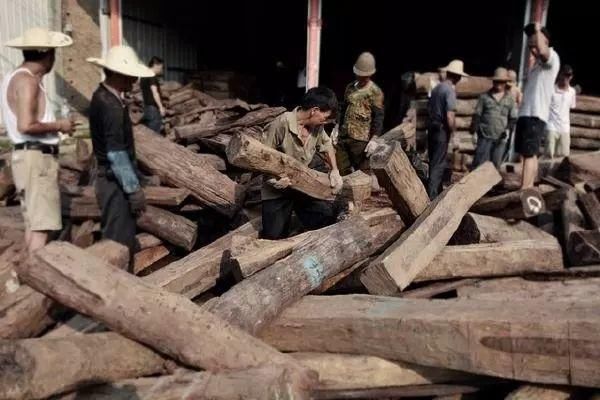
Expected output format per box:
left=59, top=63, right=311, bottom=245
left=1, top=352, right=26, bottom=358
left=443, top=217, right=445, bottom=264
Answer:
left=545, top=65, right=576, bottom=158
left=515, top=23, right=560, bottom=189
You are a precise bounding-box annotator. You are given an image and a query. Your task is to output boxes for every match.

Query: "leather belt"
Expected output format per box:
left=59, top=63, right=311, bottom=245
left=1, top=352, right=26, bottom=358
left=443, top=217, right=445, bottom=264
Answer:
left=14, top=142, right=59, bottom=155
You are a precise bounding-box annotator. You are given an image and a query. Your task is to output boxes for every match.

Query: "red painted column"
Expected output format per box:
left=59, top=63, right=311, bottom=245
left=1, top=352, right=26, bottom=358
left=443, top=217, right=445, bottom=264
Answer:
left=109, top=0, right=122, bottom=47
left=306, top=0, right=322, bottom=89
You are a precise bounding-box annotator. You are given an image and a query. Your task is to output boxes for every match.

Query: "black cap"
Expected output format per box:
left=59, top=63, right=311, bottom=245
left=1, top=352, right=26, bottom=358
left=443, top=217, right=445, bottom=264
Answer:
left=524, top=23, right=551, bottom=40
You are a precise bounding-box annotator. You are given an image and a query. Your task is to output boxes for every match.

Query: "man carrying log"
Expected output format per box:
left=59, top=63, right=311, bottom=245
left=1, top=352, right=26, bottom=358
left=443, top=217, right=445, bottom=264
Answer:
left=87, top=46, right=155, bottom=262
left=470, top=68, right=517, bottom=169
left=261, top=87, right=343, bottom=239
left=0, top=28, right=76, bottom=253
left=336, top=52, right=385, bottom=175
left=516, top=23, right=560, bottom=189
left=426, top=60, right=468, bottom=199
left=545, top=65, right=576, bottom=159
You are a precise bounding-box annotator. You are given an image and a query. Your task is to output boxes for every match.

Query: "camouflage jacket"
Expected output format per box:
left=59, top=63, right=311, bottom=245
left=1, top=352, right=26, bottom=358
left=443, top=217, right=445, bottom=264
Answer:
left=340, top=80, right=384, bottom=142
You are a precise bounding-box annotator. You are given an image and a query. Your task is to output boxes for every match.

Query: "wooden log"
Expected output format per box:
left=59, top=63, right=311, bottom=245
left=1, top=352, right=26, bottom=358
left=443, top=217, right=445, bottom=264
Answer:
left=87, top=240, right=130, bottom=270
left=469, top=213, right=556, bottom=242
left=370, top=142, right=429, bottom=224
left=314, top=384, right=480, bottom=400
left=505, top=384, right=576, bottom=400
left=399, top=279, right=480, bottom=299
left=471, top=186, right=567, bottom=220
left=568, top=230, right=600, bottom=266
left=229, top=236, right=295, bottom=280
left=197, top=153, right=227, bottom=171
left=133, top=245, right=170, bottom=275
left=360, top=162, right=501, bottom=294
left=134, top=124, right=242, bottom=217
left=573, top=95, right=600, bottom=114
left=556, top=151, right=600, bottom=184
left=414, top=238, right=564, bottom=282
left=136, top=233, right=162, bottom=250
left=579, top=192, right=600, bottom=229
left=584, top=179, right=600, bottom=192
left=199, top=132, right=232, bottom=153
left=56, top=366, right=310, bottom=400
left=17, top=242, right=316, bottom=382
left=562, top=189, right=586, bottom=249
left=571, top=137, right=600, bottom=150
left=0, top=332, right=171, bottom=400
left=70, top=219, right=95, bottom=248
left=167, top=88, right=195, bottom=107
left=205, top=217, right=377, bottom=335
left=139, top=186, right=190, bottom=207
left=260, top=294, right=600, bottom=387
left=227, top=133, right=371, bottom=202
left=571, top=112, right=600, bottom=129
left=136, top=205, right=197, bottom=251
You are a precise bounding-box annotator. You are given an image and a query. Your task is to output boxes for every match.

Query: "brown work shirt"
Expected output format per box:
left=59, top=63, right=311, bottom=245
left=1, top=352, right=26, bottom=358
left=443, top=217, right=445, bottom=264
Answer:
left=261, top=108, right=334, bottom=200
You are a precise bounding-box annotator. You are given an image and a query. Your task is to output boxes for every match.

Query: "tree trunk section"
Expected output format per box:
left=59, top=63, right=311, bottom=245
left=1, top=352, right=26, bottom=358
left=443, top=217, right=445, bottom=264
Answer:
left=133, top=245, right=170, bottom=275
left=136, top=205, right=197, bottom=251
left=136, top=233, right=162, bottom=250
left=469, top=213, right=555, bottom=242
left=571, top=112, right=600, bottom=129
left=579, top=192, right=600, bottom=229
left=573, top=95, right=600, bottom=114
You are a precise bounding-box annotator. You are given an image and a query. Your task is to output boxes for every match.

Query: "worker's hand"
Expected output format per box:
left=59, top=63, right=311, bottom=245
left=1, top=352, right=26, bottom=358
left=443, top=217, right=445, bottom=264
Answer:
left=329, top=169, right=344, bottom=194
left=128, top=189, right=147, bottom=216
left=159, top=106, right=166, bottom=117
left=331, top=125, right=339, bottom=145
left=267, top=176, right=292, bottom=190
left=57, top=118, right=77, bottom=135
left=364, top=137, right=383, bottom=157
left=533, top=22, right=542, bottom=32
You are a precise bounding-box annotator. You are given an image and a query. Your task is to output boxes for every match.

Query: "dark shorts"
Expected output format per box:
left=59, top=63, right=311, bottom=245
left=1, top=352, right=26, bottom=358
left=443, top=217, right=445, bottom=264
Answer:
left=515, top=116, right=546, bottom=158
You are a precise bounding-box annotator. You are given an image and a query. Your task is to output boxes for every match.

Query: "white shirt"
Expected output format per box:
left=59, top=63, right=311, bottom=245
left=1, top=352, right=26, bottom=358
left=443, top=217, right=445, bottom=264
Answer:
left=547, top=85, right=576, bottom=134
left=519, top=48, right=560, bottom=123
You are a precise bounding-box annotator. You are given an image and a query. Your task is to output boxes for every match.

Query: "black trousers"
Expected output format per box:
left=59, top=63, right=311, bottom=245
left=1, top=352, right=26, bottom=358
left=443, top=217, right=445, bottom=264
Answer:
left=95, top=176, right=137, bottom=268
left=142, top=105, right=163, bottom=133
left=427, top=127, right=449, bottom=199
left=262, top=191, right=335, bottom=240
left=335, top=137, right=369, bottom=176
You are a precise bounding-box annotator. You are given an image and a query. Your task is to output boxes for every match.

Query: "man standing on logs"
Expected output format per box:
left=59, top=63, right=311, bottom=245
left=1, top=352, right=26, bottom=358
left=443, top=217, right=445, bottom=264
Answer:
left=336, top=52, right=385, bottom=175
left=516, top=23, right=560, bottom=189
left=140, top=56, right=166, bottom=133
left=426, top=60, right=468, bottom=199
left=545, top=65, right=576, bottom=159
left=0, top=28, right=76, bottom=253
left=470, top=68, right=517, bottom=170
left=87, top=46, right=155, bottom=262
left=261, top=87, right=343, bottom=240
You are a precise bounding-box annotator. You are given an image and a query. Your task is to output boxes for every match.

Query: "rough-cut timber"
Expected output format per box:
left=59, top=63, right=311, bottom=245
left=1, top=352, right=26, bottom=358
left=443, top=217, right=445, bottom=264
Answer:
left=227, top=133, right=371, bottom=201
left=229, top=236, right=296, bottom=280
left=56, top=366, right=310, bottom=400
left=471, top=186, right=567, bottom=220
left=261, top=294, right=600, bottom=387
left=505, top=384, right=576, bottom=400
left=70, top=219, right=95, bottom=248
left=415, top=73, right=492, bottom=98
left=562, top=190, right=586, bottom=263
left=370, top=142, right=429, bottom=223
left=134, top=124, right=241, bottom=217
left=556, top=151, right=600, bottom=184
left=571, top=137, right=600, bottom=150
left=579, top=192, right=600, bottom=229
left=571, top=112, right=600, bottom=129
left=137, top=205, right=197, bottom=251
left=361, top=162, right=501, bottom=294
left=136, top=233, right=162, bottom=250
left=0, top=332, right=170, bottom=400
left=414, top=239, right=564, bottom=282
left=133, top=245, right=170, bottom=275
left=573, top=95, right=600, bottom=114
left=139, top=186, right=190, bottom=206
left=197, top=153, right=227, bottom=171
left=86, top=240, right=130, bottom=270
left=17, top=242, right=315, bottom=383
left=205, top=217, right=376, bottom=335
left=568, top=230, right=600, bottom=266
left=571, top=126, right=600, bottom=141
left=469, top=213, right=553, bottom=242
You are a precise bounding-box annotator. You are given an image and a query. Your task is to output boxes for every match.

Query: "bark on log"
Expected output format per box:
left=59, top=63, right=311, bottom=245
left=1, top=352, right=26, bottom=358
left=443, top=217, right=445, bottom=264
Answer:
left=571, top=112, right=600, bottom=129
left=229, top=236, right=296, bottom=280
left=414, top=238, right=564, bottom=282
left=136, top=233, right=162, bottom=250
left=573, top=95, right=600, bottom=114
left=134, top=124, right=242, bottom=217
left=227, top=133, right=371, bottom=202
left=139, top=186, right=191, bottom=206
left=16, top=242, right=315, bottom=382
left=469, top=213, right=555, bottom=242
left=87, top=240, right=130, bottom=270
left=314, top=384, right=481, bottom=400
left=360, top=162, right=501, bottom=294
left=136, top=205, right=197, bottom=251
left=197, top=153, right=227, bottom=171
left=579, top=192, right=600, bottom=229
left=133, top=245, right=170, bottom=275
left=370, top=142, right=429, bottom=224
left=199, top=132, right=232, bottom=153
left=260, top=294, right=600, bottom=387
left=505, top=384, right=576, bottom=400
left=571, top=137, right=600, bottom=150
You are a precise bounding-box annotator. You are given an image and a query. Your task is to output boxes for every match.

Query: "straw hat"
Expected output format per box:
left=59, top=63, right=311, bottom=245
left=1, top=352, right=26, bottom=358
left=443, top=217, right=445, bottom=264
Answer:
left=507, top=70, right=518, bottom=86
left=439, top=59, right=469, bottom=77
left=492, top=67, right=510, bottom=82
left=353, top=52, right=376, bottom=77
left=87, top=45, right=154, bottom=78
left=5, top=27, right=72, bottom=50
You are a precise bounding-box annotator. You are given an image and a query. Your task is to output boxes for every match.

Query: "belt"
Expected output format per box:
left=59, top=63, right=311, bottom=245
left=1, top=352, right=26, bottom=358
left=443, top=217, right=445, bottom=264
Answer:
left=14, top=142, right=59, bottom=155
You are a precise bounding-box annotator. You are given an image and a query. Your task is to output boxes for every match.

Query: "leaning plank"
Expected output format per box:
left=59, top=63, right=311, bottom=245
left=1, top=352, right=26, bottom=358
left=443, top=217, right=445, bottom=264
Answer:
left=261, top=294, right=600, bottom=387
left=227, top=133, right=371, bottom=202
left=370, top=142, right=429, bottom=224
left=414, top=239, right=564, bottom=282
left=134, top=124, right=242, bottom=217
left=360, top=162, right=501, bottom=294
left=137, top=205, right=197, bottom=251
left=579, top=192, right=600, bottom=229
left=17, top=242, right=315, bottom=382
left=469, top=213, right=555, bottom=242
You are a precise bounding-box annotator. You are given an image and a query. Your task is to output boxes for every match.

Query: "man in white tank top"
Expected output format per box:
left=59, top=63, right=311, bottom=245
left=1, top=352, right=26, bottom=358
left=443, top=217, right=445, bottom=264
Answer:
left=0, top=27, right=75, bottom=253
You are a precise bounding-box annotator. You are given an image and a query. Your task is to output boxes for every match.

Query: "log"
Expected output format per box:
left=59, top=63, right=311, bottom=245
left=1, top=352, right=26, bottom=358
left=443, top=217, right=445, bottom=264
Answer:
left=57, top=366, right=310, bottom=400
left=136, top=205, right=197, bottom=251
left=197, top=153, right=227, bottom=171
left=17, top=242, right=315, bottom=382
left=87, top=240, right=130, bottom=270
left=572, top=126, right=600, bottom=141
left=579, top=192, right=600, bottom=229
left=314, top=384, right=480, bottom=400
left=260, top=294, right=600, bottom=387
left=205, top=216, right=377, bottom=335
left=469, top=213, right=556, bottom=242
left=0, top=332, right=170, bottom=400
left=414, top=238, right=564, bottom=282
left=134, top=124, right=242, bottom=217
left=229, top=236, right=295, bottom=280
left=70, top=219, right=95, bottom=248
left=227, top=133, right=371, bottom=202
left=399, top=279, right=480, bottom=299
left=370, top=142, right=429, bottom=224
left=561, top=189, right=586, bottom=249
left=584, top=179, right=600, bottom=192
left=416, top=116, right=472, bottom=130
left=471, top=186, right=567, bottom=220
left=573, top=95, right=600, bottom=114
left=136, top=233, right=162, bottom=250
left=133, top=245, right=170, bottom=275
left=138, top=186, right=190, bottom=207
left=571, top=112, right=600, bottom=129
left=505, top=384, right=576, bottom=400
left=568, top=230, right=600, bottom=266
left=199, top=132, right=232, bottom=153
left=360, top=162, right=501, bottom=294
left=556, top=151, right=600, bottom=184
left=571, top=137, right=600, bottom=150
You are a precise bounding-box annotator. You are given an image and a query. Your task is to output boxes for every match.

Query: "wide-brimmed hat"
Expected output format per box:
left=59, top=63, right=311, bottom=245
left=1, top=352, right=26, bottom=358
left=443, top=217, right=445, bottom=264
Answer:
left=353, top=52, right=376, bottom=77
left=492, top=67, right=510, bottom=82
left=5, top=27, right=72, bottom=50
left=439, top=59, right=469, bottom=77
left=87, top=45, right=154, bottom=78
left=507, top=70, right=518, bottom=86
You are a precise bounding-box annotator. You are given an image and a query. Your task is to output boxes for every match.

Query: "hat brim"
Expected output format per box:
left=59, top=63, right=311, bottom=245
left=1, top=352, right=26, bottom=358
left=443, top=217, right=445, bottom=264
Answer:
left=87, top=57, right=155, bottom=78
left=5, top=31, right=73, bottom=49
left=492, top=77, right=510, bottom=82
left=440, top=67, right=469, bottom=77
left=353, top=65, right=375, bottom=77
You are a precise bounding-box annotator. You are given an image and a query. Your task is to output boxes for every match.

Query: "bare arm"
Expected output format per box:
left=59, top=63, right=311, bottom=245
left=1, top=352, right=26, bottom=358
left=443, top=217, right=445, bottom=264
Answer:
left=446, top=111, right=456, bottom=134
left=15, top=75, right=70, bottom=135
left=534, top=24, right=550, bottom=62
left=150, top=84, right=165, bottom=113
left=325, top=146, right=339, bottom=171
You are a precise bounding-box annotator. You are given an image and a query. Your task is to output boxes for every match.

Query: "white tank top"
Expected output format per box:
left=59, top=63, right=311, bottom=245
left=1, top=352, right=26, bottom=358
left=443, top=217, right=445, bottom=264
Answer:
left=0, top=67, right=58, bottom=145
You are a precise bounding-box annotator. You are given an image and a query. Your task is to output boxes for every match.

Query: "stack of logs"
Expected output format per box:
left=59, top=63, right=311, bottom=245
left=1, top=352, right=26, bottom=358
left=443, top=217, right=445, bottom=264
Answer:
left=1, top=83, right=600, bottom=399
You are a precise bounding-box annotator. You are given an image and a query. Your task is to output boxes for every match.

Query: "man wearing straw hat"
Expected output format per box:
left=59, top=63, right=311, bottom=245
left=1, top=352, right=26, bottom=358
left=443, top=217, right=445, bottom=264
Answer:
left=87, top=46, right=155, bottom=263
left=470, top=67, right=518, bottom=170
left=1, top=27, right=76, bottom=253
left=426, top=59, right=468, bottom=199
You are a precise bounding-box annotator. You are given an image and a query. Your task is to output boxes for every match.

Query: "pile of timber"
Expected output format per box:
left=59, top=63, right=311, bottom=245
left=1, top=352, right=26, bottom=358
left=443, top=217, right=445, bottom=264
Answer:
left=3, top=82, right=600, bottom=399
left=570, top=95, right=600, bottom=150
